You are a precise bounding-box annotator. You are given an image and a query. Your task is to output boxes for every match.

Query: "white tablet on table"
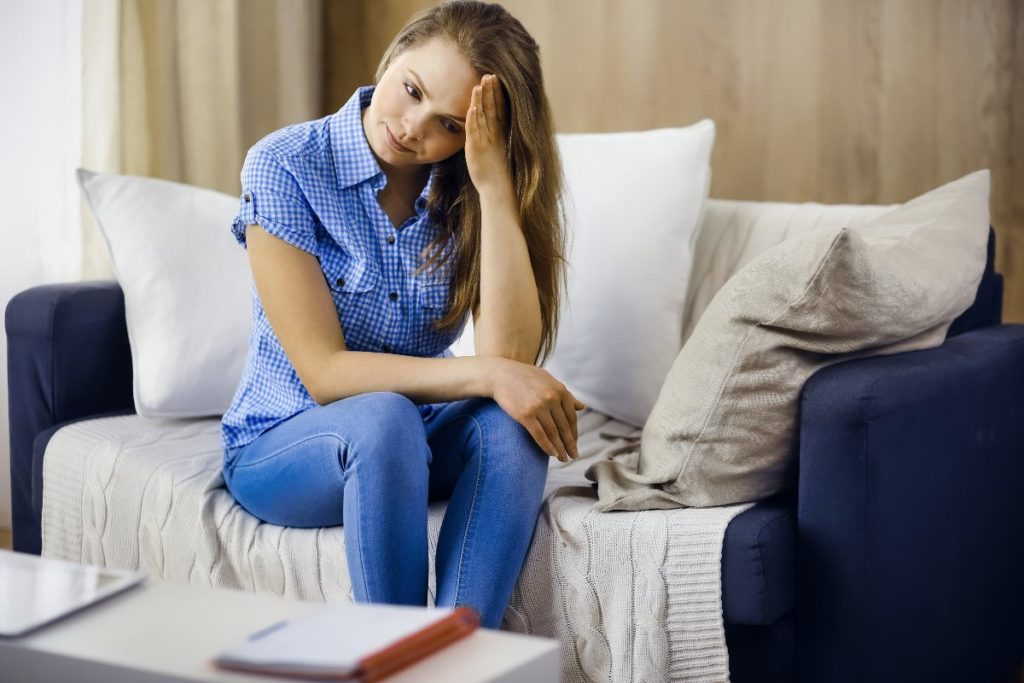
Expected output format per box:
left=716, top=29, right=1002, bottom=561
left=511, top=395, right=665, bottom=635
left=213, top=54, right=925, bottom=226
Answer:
left=0, top=549, right=147, bottom=637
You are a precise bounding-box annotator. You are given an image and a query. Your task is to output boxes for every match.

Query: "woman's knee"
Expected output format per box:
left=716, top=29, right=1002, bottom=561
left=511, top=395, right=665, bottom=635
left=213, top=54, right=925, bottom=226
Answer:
left=224, top=432, right=349, bottom=527
left=471, top=398, right=550, bottom=470
left=318, top=392, right=429, bottom=468
left=318, top=392, right=420, bottom=429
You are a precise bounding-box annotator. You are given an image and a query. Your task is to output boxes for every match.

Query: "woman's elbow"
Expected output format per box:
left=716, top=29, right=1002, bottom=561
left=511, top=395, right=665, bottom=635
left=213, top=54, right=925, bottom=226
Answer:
left=296, top=361, right=335, bottom=405
left=302, top=377, right=328, bottom=406
left=295, top=348, right=348, bottom=405
left=476, top=341, right=540, bottom=366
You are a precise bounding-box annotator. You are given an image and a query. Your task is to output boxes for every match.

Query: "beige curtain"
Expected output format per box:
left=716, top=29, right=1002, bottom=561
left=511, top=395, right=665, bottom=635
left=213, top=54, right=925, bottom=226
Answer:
left=81, top=0, right=324, bottom=279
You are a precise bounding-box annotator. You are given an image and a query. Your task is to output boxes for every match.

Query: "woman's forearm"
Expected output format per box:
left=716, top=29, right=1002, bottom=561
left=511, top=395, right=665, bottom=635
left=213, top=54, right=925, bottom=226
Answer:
left=474, top=187, right=543, bottom=364
left=310, top=352, right=495, bottom=406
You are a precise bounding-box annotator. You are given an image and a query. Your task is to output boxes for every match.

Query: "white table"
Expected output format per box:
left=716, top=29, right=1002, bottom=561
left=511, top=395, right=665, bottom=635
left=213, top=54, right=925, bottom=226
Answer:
left=0, top=570, right=560, bottom=682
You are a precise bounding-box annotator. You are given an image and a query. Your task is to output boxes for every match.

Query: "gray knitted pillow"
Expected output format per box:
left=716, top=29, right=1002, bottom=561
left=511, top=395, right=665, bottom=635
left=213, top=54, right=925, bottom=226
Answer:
left=586, top=170, right=991, bottom=510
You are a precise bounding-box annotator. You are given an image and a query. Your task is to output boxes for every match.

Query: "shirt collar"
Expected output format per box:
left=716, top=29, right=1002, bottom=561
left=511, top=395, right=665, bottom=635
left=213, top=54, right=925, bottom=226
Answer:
left=332, top=85, right=435, bottom=212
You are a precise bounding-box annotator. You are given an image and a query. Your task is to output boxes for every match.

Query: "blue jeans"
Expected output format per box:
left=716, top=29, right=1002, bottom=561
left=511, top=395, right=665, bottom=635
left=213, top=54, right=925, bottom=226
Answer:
left=222, top=392, right=550, bottom=629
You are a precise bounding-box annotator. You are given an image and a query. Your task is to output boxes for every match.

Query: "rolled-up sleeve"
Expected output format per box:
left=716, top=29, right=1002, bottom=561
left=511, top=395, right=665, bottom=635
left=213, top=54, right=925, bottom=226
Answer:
left=230, top=146, right=318, bottom=256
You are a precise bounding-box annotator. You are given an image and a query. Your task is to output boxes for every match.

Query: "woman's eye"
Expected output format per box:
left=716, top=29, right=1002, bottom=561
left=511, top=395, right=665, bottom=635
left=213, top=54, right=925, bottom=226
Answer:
left=404, top=82, right=461, bottom=134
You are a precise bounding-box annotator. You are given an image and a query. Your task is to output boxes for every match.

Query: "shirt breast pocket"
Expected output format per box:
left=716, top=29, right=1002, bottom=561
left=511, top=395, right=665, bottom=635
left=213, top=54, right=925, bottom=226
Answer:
left=325, top=257, right=379, bottom=296
left=415, top=278, right=461, bottom=355
left=324, top=257, right=381, bottom=351
left=416, top=280, right=450, bottom=312
left=324, top=257, right=380, bottom=324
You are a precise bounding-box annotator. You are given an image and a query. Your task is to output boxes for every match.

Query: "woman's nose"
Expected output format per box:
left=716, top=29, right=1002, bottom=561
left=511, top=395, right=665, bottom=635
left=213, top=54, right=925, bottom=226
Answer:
left=401, top=113, right=427, bottom=141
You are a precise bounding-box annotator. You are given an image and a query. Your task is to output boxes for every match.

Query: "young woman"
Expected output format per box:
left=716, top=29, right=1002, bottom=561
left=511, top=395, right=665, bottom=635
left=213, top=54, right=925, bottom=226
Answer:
left=220, top=0, right=584, bottom=629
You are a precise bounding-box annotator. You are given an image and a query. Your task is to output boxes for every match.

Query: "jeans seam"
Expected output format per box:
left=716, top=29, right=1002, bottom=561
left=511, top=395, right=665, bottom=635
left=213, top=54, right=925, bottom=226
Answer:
left=354, top=469, right=371, bottom=601
left=453, top=414, right=485, bottom=607
left=228, top=432, right=351, bottom=471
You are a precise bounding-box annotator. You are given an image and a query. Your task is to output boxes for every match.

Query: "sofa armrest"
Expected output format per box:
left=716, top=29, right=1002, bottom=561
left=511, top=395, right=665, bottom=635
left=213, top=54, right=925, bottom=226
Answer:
left=948, top=227, right=1003, bottom=337
left=5, top=281, right=135, bottom=554
left=795, top=324, right=1024, bottom=683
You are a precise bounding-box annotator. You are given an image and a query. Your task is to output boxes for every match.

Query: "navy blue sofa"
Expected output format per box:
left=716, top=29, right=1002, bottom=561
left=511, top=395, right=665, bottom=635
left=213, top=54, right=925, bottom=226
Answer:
left=7, top=229, right=1024, bottom=683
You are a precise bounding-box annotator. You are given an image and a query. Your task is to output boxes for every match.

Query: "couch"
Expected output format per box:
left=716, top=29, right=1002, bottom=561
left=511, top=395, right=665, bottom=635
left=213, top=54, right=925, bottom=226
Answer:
left=7, top=196, right=1024, bottom=683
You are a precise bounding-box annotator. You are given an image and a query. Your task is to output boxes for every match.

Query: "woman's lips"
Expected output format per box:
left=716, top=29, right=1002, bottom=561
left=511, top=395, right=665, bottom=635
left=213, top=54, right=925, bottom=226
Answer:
left=386, top=126, right=413, bottom=153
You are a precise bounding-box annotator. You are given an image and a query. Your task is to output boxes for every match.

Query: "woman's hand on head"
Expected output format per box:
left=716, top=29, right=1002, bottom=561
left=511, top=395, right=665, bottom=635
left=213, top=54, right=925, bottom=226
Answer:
left=465, top=74, right=514, bottom=200
left=484, top=357, right=586, bottom=463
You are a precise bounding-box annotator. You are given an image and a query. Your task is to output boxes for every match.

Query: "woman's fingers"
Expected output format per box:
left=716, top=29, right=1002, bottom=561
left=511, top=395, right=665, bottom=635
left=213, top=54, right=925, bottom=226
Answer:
left=537, top=411, right=569, bottom=462
left=562, top=395, right=579, bottom=442
left=494, top=77, right=506, bottom=125
left=468, top=86, right=479, bottom=136
left=526, top=417, right=561, bottom=461
left=485, top=75, right=501, bottom=128
left=473, top=84, right=489, bottom=139
left=551, top=404, right=578, bottom=460
left=466, top=88, right=476, bottom=137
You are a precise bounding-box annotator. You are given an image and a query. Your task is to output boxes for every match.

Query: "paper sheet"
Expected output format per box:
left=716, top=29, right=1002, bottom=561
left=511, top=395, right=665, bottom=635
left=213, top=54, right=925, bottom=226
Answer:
left=215, top=603, right=458, bottom=672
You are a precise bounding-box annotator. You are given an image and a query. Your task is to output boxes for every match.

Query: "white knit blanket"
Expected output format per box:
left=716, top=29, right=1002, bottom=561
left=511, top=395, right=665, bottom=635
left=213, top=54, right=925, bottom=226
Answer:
left=42, top=410, right=751, bottom=682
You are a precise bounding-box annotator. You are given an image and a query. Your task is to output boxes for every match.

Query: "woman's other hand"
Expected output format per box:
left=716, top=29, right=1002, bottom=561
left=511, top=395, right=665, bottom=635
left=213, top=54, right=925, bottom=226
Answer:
left=464, top=74, right=513, bottom=199
left=485, top=357, right=586, bottom=463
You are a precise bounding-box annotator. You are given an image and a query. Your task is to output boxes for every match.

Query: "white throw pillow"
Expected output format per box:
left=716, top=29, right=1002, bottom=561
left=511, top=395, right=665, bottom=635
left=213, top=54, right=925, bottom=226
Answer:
left=77, top=168, right=252, bottom=417
left=449, top=122, right=716, bottom=428
left=518, top=121, right=715, bottom=427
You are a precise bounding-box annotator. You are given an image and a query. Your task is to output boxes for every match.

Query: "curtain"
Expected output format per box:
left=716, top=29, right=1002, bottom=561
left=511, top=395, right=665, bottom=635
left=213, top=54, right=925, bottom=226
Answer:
left=0, top=0, right=85, bottom=530
left=81, top=0, right=325, bottom=278
left=0, top=0, right=326, bottom=530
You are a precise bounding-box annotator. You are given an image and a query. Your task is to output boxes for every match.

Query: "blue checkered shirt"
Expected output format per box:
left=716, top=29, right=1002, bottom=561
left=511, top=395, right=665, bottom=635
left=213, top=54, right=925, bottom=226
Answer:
left=221, top=85, right=466, bottom=451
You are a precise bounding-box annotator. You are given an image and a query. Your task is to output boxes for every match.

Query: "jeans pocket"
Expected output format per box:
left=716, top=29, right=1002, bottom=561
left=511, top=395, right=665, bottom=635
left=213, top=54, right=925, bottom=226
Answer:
left=224, top=445, right=244, bottom=471
left=418, top=402, right=437, bottom=421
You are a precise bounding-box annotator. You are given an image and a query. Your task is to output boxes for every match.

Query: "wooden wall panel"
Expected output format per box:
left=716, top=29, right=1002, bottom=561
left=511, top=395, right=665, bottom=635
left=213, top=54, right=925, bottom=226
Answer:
left=1006, top=2, right=1024, bottom=322
left=324, top=0, right=1024, bottom=321
left=323, top=0, right=369, bottom=113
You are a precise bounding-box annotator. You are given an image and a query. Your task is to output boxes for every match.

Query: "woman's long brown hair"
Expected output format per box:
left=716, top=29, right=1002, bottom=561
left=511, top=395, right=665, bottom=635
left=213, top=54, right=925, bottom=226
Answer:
left=374, top=0, right=568, bottom=365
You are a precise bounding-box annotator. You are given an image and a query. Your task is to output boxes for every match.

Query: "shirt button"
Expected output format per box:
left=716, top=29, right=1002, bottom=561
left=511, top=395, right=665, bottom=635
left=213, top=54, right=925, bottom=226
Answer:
left=389, top=291, right=398, bottom=301
left=243, top=192, right=251, bottom=202
left=336, top=277, right=345, bottom=287
left=387, top=235, right=396, bottom=244
left=382, top=343, right=393, bottom=353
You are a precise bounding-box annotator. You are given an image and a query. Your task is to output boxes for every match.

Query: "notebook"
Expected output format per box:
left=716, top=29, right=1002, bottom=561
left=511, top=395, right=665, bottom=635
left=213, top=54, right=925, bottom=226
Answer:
left=212, top=602, right=480, bottom=681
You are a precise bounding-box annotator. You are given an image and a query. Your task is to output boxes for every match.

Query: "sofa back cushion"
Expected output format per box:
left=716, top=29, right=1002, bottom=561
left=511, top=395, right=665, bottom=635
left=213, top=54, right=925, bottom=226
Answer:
left=683, top=199, right=895, bottom=343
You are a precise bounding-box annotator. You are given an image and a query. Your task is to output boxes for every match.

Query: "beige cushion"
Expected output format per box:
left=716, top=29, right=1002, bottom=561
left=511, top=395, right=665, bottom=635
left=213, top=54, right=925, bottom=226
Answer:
left=585, top=170, right=991, bottom=510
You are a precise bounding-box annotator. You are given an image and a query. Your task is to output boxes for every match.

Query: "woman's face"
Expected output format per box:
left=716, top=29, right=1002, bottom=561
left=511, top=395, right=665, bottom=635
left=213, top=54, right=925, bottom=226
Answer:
left=363, top=37, right=480, bottom=172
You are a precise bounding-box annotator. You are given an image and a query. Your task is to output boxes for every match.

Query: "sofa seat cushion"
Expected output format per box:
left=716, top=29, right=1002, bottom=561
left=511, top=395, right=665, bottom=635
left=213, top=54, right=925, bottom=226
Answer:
left=39, top=408, right=754, bottom=682
left=34, top=410, right=794, bottom=628
left=33, top=410, right=798, bottom=627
